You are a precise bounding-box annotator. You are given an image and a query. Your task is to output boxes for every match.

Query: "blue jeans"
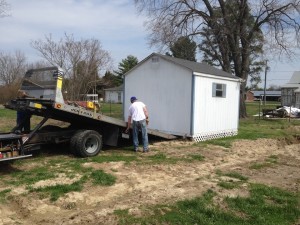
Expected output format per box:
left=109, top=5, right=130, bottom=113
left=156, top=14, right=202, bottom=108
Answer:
left=132, top=119, right=148, bottom=151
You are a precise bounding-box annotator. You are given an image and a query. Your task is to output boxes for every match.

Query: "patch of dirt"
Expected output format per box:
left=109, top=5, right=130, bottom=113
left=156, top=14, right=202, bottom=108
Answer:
left=0, top=138, right=300, bottom=225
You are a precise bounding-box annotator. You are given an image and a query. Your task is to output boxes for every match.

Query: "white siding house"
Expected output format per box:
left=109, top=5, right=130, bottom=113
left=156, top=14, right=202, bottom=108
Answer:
left=104, top=85, right=123, bottom=103
left=124, top=53, right=241, bottom=142
left=281, top=71, right=300, bottom=108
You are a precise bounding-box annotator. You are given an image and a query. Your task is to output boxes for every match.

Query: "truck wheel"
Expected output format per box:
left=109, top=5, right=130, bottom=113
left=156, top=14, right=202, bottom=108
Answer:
left=75, top=130, right=102, bottom=157
left=70, top=130, right=84, bottom=155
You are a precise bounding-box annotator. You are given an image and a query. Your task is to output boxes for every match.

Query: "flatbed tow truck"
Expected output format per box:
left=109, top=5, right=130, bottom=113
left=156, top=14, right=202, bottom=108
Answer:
left=0, top=67, right=176, bottom=161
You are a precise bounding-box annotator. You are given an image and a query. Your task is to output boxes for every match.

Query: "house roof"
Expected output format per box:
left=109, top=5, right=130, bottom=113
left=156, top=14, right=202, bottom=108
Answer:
left=282, top=71, right=300, bottom=88
left=104, top=85, right=123, bottom=91
left=125, top=53, right=239, bottom=80
left=251, top=91, right=281, bottom=97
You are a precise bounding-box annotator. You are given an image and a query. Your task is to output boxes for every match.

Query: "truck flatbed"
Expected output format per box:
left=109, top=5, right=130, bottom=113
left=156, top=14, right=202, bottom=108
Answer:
left=1, top=67, right=176, bottom=161
left=5, top=98, right=176, bottom=140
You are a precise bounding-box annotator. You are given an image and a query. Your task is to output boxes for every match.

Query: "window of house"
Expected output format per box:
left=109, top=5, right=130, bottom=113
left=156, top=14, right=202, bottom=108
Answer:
left=212, top=83, right=226, bottom=98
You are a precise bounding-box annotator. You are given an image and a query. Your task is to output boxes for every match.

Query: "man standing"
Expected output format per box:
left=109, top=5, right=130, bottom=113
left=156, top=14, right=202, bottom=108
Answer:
left=16, top=90, right=31, bottom=133
left=125, top=96, right=149, bottom=152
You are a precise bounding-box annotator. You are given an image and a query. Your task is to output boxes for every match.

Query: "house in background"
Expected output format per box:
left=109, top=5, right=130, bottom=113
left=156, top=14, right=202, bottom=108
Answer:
left=104, top=85, right=123, bottom=103
left=124, top=53, right=241, bottom=142
left=246, top=90, right=281, bottom=102
left=281, top=71, right=300, bottom=108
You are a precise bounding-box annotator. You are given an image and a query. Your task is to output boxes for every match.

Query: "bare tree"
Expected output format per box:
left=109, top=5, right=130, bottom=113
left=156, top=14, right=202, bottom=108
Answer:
left=0, top=0, right=10, bottom=18
left=0, top=51, right=27, bottom=86
left=135, top=0, right=300, bottom=117
left=0, top=51, right=27, bottom=103
left=27, top=60, right=52, bottom=70
left=31, top=34, right=113, bottom=100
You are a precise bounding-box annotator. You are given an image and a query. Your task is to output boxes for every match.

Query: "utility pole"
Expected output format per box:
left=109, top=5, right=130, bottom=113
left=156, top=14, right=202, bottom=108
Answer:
left=263, top=60, right=268, bottom=107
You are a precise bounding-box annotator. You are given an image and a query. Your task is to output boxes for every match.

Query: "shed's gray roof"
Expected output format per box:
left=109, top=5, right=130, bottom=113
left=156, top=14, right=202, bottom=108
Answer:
left=157, top=53, right=237, bottom=79
left=104, top=85, right=123, bottom=91
left=126, top=53, right=239, bottom=80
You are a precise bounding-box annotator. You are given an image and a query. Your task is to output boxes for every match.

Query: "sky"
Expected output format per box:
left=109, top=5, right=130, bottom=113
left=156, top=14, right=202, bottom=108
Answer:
left=0, top=0, right=152, bottom=69
left=0, top=0, right=299, bottom=88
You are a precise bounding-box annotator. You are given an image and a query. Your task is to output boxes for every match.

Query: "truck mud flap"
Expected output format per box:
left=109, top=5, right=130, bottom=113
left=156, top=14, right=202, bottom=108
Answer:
left=102, top=125, right=119, bottom=146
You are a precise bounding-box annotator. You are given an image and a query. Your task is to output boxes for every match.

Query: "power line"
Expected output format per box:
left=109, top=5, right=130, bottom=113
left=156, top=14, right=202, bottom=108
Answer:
left=268, top=71, right=299, bottom=72
left=259, top=78, right=290, bottom=81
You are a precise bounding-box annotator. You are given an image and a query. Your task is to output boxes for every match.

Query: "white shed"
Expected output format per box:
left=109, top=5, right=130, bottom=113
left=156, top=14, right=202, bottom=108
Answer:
left=281, top=71, right=300, bottom=108
left=124, top=53, right=241, bottom=142
left=104, top=85, right=123, bottom=103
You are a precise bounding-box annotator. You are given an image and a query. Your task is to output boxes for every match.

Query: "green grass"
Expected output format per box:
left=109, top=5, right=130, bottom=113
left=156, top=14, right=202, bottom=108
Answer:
left=250, top=155, right=279, bottom=170
left=89, top=153, right=137, bottom=164
left=246, top=101, right=281, bottom=116
left=147, top=153, right=173, bottom=163
left=0, top=189, right=11, bottom=203
left=1, top=157, right=117, bottom=202
left=266, top=154, right=279, bottom=163
left=100, top=102, right=123, bottom=119
left=225, top=183, right=300, bottom=225
left=0, top=108, right=17, bottom=132
left=217, top=171, right=249, bottom=181
left=115, top=184, right=300, bottom=225
left=23, top=163, right=117, bottom=201
left=216, top=170, right=249, bottom=190
left=187, top=153, right=205, bottom=161
left=91, top=151, right=205, bottom=165
left=249, top=163, right=271, bottom=170
left=7, top=167, right=57, bottom=186
left=218, top=181, right=241, bottom=189
left=28, top=179, right=85, bottom=202
left=196, top=102, right=300, bottom=148
left=202, top=118, right=300, bottom=148
left=0, top=108, right=17, bottom=118
left=145, top=152, right=186, bottom=164
left=90, top=170, right=116, bottom=186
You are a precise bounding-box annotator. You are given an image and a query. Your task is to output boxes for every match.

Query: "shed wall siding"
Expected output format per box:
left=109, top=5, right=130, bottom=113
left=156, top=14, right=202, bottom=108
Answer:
left=192, top=75, right=240, bottom=141
left=296, top=93, right=300, bottom=108
left=105, top=91, right=123, bottom=103
left=281, top=88, right=299, bottom=107
left=124, top=58, right=192, bottom=136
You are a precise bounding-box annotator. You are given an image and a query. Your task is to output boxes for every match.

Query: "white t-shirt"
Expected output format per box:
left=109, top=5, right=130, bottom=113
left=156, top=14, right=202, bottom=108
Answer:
left=128, top=101, right=146, bottom=121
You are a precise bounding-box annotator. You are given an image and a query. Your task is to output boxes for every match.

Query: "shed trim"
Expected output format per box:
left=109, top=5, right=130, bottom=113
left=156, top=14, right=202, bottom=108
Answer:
left=193, top=72, right=240, bottom=82
left=193, top=129, right=238, bottom=142
left=190, top=73, right=196, bottom=136
left=123, top=79, right=126, bottom=120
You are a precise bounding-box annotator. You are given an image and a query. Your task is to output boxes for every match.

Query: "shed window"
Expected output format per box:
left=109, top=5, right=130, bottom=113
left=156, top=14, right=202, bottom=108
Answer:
left=152, top=56, right=159, bottom=63
left=212, top=83, right=226, bottom=98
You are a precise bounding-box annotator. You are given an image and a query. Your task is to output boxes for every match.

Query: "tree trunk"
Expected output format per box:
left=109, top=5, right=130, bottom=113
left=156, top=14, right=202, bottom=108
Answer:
left=239, top=82, right=247, bottom=118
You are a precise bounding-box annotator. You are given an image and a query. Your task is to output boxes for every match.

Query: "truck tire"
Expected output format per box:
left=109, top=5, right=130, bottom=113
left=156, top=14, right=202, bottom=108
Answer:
left=69, top=130, right=85, bottom=155
left=75, top=130, right=102, bottom=157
